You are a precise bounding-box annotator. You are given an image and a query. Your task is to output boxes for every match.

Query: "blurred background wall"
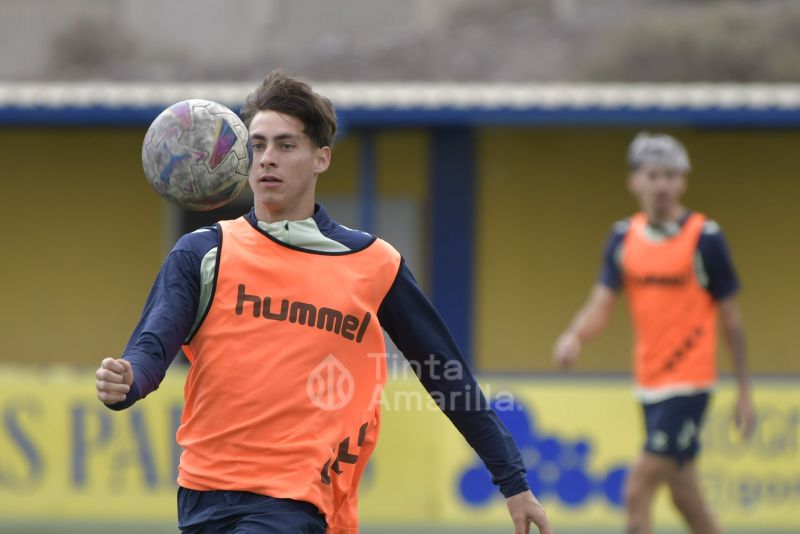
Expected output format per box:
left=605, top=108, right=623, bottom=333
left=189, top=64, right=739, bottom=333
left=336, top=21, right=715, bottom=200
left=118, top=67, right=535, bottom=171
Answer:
left=475, top=127, right=800, bottom=373
left=5, top=0, right=800, bottom=83
left=3, top=125, right=798, bottom=373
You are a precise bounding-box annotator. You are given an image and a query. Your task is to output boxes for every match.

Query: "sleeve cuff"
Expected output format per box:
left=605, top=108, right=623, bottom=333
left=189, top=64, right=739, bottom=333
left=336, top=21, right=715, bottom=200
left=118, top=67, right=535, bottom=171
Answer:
left=104, top=380, right=141, bottom=411
left=498, top=475, right=530, bottom=498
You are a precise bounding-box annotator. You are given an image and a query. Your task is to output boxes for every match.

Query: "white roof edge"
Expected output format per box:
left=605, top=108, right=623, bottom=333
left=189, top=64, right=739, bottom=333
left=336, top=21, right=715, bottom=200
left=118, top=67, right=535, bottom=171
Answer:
left=1, top=82, right=800, bottom=109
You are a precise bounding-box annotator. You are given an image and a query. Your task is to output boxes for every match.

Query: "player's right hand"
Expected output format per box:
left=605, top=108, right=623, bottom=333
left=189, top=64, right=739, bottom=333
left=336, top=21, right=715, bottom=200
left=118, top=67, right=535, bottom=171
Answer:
left=95, top=357, right=133, bottom=405
left=506, top=490, right=553, bottom=534
left=553, top=332, right=581, bottom=369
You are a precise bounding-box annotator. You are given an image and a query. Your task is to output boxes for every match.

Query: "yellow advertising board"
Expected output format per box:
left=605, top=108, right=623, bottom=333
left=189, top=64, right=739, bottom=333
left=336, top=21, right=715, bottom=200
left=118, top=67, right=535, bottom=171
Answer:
left=0, top=365, right=797, bottom=532
left=362, top=374, right=800, bottom=531
left=0, top=366, right=182, bottom=521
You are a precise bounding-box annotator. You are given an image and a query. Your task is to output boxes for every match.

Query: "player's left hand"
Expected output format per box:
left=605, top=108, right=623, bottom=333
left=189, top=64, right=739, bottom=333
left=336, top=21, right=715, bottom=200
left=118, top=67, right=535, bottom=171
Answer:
left=506, top=490, right=553, bottom=534
left=735, top=391, right=756, bottom=440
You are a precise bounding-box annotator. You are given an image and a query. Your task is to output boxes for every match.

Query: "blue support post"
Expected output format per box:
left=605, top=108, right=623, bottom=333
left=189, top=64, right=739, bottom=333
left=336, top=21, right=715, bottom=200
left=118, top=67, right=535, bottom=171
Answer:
left=357, top=130, right=377, bottom=234
left=429, top=128, right=476, bottom=363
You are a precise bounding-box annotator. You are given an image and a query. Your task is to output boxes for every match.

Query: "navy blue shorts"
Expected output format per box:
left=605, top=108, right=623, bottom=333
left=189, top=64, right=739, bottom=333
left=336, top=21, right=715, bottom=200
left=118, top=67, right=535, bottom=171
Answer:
left=641, top=392, right=710, bottom=464
left=177, top=487, right=327, bottom=533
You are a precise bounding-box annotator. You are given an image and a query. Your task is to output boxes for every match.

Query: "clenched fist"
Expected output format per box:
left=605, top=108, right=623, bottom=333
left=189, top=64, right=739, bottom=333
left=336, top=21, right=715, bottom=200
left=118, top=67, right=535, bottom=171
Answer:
left=95, top=357, right=133, bottom=405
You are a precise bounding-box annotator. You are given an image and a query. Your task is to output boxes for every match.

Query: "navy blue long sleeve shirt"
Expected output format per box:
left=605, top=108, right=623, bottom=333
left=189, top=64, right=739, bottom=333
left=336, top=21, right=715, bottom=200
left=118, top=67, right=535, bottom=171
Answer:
left=107, top=204, right=528, bottom=499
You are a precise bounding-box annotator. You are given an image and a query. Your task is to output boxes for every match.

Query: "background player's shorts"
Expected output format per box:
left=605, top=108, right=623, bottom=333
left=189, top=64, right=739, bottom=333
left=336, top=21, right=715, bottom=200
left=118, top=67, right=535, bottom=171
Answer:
left=177, top=487, right=327, bottom=533
left=641, top=392, right=710, bottom=464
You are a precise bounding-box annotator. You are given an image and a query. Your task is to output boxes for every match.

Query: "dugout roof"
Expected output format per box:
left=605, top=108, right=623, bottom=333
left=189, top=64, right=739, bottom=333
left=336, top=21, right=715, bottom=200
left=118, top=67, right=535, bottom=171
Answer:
left=1, top=82, right=799, bottom=127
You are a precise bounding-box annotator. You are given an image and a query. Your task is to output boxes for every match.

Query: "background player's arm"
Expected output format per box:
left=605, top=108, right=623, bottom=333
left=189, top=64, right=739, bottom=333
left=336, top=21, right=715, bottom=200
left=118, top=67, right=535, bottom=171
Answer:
left=554, top=224, right=624, bottom=368
left=378, top=260, right=552, bottom=534
left=553, top=283, right=617, bottom=368
left=701, top=223, right=755, bottom=439
left=718, top=296, right=756, bottom=439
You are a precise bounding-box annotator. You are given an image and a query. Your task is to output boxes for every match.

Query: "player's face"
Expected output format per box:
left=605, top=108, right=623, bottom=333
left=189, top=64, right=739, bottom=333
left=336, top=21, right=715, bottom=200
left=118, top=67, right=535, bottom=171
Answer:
left=628, top=163, right=686, bottom=219
left=248, top=110, right=331, bottom=221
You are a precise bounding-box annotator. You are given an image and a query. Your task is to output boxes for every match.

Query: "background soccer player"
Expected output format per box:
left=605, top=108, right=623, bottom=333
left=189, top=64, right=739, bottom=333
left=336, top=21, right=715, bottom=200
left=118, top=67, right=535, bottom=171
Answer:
left=552, top=132, right=755, bottom=534
left=95, top=71, right=552, bottom=534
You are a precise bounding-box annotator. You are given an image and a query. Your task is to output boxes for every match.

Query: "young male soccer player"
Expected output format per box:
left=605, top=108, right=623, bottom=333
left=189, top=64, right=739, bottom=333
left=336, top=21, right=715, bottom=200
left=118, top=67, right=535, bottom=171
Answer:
left=95, top=71, right=552, bottom=534
left=553, top=132, right=756, bottom=534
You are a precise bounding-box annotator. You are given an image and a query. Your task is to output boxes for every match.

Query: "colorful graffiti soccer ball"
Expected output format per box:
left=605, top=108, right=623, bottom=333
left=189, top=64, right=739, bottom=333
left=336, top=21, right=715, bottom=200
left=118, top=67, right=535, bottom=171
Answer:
left=142, top=99, right=251, bottom=210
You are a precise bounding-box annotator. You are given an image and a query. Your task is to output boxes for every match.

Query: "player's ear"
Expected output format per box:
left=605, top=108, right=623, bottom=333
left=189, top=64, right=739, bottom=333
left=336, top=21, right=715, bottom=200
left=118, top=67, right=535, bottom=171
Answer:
left=314, top=146, right=331, bottom=174
left=677, top=173, right=688, bottom=195
left=626, top=171, right=638, bottom=195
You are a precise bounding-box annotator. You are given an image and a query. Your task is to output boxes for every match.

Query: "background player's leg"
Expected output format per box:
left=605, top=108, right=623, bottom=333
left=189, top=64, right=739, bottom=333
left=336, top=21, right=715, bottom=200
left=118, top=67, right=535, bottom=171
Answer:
left=668, top=460, right=723, bottom=534
left=624, top=452, right=675, bottom=534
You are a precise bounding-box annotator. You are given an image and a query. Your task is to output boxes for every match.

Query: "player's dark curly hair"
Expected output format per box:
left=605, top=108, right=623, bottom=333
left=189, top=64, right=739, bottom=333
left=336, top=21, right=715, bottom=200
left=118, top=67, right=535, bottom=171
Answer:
left=240, top=70, right=337, bottom=148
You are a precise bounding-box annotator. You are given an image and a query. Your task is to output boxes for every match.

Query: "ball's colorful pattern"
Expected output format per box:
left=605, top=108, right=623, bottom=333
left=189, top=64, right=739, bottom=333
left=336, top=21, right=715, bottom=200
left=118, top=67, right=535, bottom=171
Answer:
left=142, top=99, right=250, bottom=211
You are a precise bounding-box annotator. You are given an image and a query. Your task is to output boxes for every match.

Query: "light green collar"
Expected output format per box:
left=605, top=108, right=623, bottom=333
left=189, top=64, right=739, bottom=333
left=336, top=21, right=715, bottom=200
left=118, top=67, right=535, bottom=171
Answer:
left=255, top=217, right=350, bottom=253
